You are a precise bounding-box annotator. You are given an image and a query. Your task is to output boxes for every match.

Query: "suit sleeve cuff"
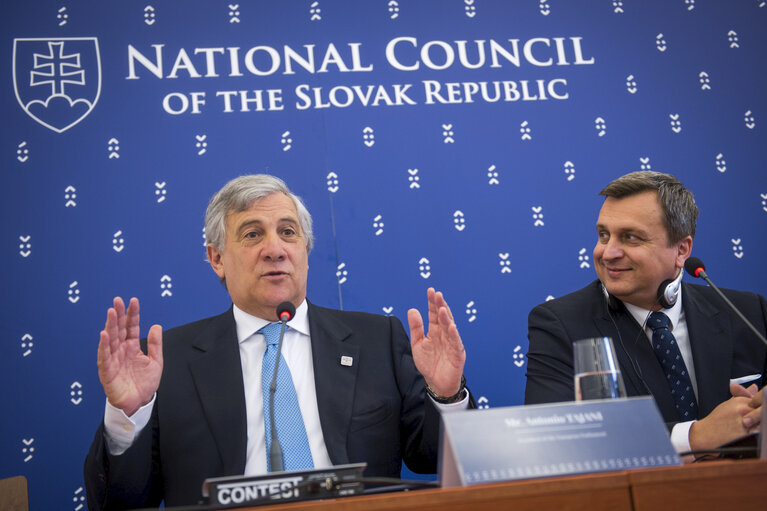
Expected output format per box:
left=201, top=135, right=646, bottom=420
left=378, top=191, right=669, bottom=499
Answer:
left=103, top=395, right=156, bottom=455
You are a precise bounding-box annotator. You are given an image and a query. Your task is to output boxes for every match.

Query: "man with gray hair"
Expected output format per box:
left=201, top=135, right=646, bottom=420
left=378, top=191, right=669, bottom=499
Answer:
left=85, top=174, right=471, bottom=509
left=525, top=171, right=765, bottom=457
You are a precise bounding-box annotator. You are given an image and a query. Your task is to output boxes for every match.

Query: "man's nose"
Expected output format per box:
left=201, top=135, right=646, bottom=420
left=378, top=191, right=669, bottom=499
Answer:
left=601, top=238, right=624, bottom=259
left=262, top=232, right=287, bottom=260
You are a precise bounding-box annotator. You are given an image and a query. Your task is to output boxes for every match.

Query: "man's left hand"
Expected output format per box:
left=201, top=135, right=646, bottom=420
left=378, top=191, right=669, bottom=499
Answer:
left=408, top=287, right=466, bottom=398
left=744, top=387, right=763, bottom=434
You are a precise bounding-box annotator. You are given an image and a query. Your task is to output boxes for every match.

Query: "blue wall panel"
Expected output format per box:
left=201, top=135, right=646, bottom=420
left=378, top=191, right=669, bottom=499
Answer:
left=2, top=1, right=766, bottom=508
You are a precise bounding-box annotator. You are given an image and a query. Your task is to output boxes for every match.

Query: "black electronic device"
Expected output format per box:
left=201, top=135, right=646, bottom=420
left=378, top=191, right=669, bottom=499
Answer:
left=201, top=463, right=367, bottom=508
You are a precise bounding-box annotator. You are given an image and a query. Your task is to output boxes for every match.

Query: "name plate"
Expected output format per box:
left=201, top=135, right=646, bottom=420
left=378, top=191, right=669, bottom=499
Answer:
left=439, top=397, right=680, bottom=487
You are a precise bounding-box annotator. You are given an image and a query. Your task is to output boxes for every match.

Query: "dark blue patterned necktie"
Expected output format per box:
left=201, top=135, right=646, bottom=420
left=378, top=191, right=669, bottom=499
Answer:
left=648, top=312, right=699, bottom=421
left=260, top=323, right=314, bottom=471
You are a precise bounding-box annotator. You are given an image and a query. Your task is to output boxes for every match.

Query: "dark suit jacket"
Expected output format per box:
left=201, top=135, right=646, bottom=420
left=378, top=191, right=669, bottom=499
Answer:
left=525, top=280, right=767, bottom=425
left=84, top=301, right=447, bottom=509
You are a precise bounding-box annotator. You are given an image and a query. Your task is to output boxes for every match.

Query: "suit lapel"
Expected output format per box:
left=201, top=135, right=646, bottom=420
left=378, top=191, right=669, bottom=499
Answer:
left=683, top=283, right=731, bottom=417
left=590, top=286, right=647, bottom=398
left=307, top=302, right=360, bottom=466
left=591, top=310, right=645, bottom=395
left=618, top=309, right=680, bottom=419
left=187, top=309, right=248, bottom=474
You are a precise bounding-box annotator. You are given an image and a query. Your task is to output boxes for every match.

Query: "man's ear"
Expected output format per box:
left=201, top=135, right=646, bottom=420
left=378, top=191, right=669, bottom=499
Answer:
left=675, top=235, right=693, bottom=269
left=207, top=244, right=225, bottom=279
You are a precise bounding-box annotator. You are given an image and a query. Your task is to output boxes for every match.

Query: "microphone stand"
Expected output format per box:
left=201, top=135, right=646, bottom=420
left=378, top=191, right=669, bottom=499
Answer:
left=695, top=268, right=767, bottom=348
left=268, top=310, right=292, bottom=472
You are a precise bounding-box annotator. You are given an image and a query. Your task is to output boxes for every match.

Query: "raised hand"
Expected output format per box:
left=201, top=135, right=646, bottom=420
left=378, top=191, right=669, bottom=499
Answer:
left=97, top=297, right=163, bottom=417
left=408, top=288, right=466, bottom=398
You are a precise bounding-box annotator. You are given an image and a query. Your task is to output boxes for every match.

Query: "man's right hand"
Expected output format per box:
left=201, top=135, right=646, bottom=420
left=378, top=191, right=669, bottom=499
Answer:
left=97, top=297, right=163, bottom=417
left=688, top=384, right=757, bottom=453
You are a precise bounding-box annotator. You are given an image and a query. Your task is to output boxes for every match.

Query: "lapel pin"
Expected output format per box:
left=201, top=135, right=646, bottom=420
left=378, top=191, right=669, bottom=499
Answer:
left=340, top=356, right=353, bottom=367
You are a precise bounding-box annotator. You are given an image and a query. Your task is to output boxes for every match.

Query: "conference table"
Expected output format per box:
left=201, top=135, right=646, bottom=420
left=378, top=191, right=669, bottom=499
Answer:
left=237, top=458, right=767, bottom=511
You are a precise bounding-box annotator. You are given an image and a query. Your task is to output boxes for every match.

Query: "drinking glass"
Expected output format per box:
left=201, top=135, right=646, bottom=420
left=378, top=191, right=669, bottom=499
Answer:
left=573, top=337, right=627, bottom=401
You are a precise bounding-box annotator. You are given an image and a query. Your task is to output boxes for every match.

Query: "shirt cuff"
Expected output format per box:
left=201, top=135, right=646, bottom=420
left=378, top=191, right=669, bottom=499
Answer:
left=670, top=420, right=694, bottom=461
left=103, top=395, right=156, bottom=455
left=429, top=391, right=470, bottom=412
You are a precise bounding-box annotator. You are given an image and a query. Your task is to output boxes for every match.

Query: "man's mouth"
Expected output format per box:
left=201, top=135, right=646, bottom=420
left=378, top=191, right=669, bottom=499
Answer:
left=263, top=271, right=288, bottom=277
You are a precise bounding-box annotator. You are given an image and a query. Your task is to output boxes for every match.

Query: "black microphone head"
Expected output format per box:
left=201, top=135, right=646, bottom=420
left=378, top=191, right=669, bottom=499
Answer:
left=684, top=257, right=706, bottom=278
left=277, top=301, right=296, bottom=321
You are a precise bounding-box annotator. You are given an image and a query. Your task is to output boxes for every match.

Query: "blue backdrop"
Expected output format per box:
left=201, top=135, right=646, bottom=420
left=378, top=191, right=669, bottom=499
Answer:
left=2, top=1, right=766, bottom=509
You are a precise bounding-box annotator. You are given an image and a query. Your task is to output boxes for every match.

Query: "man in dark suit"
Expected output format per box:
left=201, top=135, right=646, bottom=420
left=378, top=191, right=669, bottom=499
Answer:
left=84, top=175, right=471, bottom=509
left=525, top=171, right=765, bottom=455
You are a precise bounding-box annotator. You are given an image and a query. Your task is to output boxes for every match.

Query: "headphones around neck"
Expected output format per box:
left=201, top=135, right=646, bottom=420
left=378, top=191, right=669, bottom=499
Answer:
left=603, top=271, right=683, bottom=311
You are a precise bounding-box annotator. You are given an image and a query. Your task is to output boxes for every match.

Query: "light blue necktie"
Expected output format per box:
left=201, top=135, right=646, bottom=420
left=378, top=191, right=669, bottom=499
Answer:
left=648, top=312, right=699, bottom=421
left=260, top=322, right=314, bottom=472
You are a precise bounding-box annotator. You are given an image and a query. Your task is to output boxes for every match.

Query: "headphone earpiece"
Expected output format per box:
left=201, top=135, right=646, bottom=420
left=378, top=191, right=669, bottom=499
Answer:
left=657, top=277, right=681, bottom=309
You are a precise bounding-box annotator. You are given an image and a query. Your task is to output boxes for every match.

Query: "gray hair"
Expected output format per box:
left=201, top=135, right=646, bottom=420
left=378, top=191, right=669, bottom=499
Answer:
left=599, top=171, right=698, bottom=243
left=204, top=174, right=314, bottom=252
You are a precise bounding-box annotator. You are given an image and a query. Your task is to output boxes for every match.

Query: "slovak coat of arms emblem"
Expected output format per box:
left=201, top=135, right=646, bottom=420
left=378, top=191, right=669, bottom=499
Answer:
left=13, top=37, right=101, bottom=133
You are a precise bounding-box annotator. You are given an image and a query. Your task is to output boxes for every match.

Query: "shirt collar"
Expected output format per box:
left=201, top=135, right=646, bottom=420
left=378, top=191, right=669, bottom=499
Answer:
left=233, top=299, right=310, bottom=343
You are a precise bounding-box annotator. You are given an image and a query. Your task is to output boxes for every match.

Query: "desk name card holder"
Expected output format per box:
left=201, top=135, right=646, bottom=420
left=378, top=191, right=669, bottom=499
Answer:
left=439, top=397, right=681, bottom=487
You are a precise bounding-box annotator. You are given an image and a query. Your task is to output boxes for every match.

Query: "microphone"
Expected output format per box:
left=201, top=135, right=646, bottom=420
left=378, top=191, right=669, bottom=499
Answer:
left=684, top=257, right=707, bottom=279
left=684, top=257, right=767, bottom=348
left=278, top=301, right=296, bottom=322
left=268, top=301, right=297, bottom=472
